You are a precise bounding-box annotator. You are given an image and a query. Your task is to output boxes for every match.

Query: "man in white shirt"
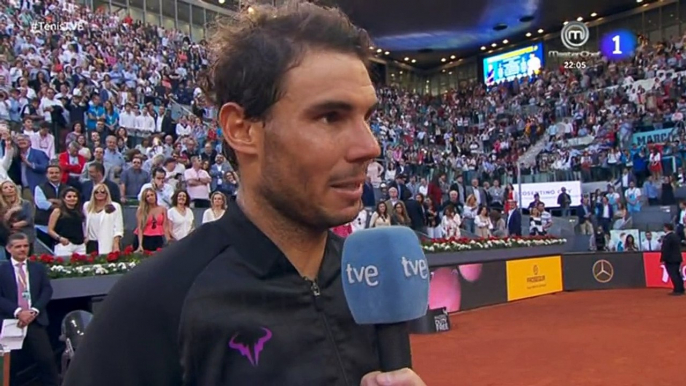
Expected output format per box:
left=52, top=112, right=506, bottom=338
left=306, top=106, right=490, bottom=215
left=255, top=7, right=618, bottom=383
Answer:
left=39, top=88, right=61, bottom=123
left=134, top=107, right=155, bottom=132
left=29, top=121, right=55, bottom=159
left=118, top=103, right=136, bottom=130
left=641, top=231, right=661, bottom=252
left=183, top=156, right=211, bottom=208
left=138, top=167, right=174, bottom=208
left=537, top=202, right=553, bottom=233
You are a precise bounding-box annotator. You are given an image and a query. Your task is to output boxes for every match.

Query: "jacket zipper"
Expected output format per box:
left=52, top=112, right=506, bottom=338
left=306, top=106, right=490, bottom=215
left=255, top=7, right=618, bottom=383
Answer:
left=307, top=278, right=351, bottom=386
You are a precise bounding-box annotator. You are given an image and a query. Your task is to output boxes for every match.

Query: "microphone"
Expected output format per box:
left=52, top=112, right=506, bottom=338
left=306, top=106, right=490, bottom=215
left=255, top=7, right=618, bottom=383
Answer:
left=341, top=226, right=430, bottom=372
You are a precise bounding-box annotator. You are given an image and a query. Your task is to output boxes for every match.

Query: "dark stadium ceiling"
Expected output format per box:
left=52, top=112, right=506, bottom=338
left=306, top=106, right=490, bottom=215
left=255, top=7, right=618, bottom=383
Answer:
left=328, top=0, right=657, bottom=70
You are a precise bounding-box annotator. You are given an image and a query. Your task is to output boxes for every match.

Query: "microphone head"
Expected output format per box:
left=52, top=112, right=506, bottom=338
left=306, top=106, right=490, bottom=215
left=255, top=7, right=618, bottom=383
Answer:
left=341, top=226, right=429, bottom=325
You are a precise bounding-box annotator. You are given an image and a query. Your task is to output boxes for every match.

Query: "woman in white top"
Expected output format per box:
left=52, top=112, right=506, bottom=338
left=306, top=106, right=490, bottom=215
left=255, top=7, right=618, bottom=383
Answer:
left=369, top=202, right=392, bottom=227
left=167, top=189, right=194, bottom=241
left=440, top=204, right=462, bottom=239
left=84, top=183, right=124, bottom=254
left=474, top=205, right=493, bottom=238
left=202, top=192, right=227, bottom=224
left=0, top=131, right=14, bottom=182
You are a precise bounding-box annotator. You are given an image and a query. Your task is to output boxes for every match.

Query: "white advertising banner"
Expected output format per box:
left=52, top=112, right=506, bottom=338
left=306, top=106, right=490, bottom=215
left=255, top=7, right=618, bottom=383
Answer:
left=515, top=181, right=582, bottom=208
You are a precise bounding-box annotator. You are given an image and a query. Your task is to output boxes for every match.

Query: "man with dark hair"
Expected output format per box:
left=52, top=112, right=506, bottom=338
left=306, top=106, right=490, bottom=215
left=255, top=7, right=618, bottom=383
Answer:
left=661, top=223, right=685, bottom=296
left=0, top=233, right=59, bottom=386
left=81, top=162, right=121, bottom=203
left=65, top=3, right=425, bottom=386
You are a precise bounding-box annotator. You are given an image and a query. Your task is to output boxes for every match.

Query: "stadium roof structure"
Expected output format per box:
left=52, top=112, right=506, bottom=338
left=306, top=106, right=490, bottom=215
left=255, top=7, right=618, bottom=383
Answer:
left=331, top=0, right=658, bottom=70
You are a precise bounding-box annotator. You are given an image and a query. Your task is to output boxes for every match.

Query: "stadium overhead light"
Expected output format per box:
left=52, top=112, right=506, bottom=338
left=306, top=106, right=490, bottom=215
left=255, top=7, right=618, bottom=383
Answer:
left=247, top=6, right=254, bottom=13
left=441, top=58, right=447, bottom=62
left=537, top=28, right=544, bottom=33
left=491, top=43, right=497, bottom=47
left=442, top=70, right=446, bottom=73
left=426, top=80, right=430, bottom=84
left=399, top=71, right=403, bottom=74
left=448, top=72, right=452, bottom=75
left=404, top=57, right=410, bottom=61
left=218, top=0, right=225, bottom=4
left=481, top=46, right=486, bottom=50
left=384, top=51, right=390, bottom=55
left=450, top=55, right=456, bottom=59
left=411, top=59, right=416, bottom=63
left=636, top=0, right=643, bottom=3
left=376, top=48, right=382, bottom=53
left=591, top=12, right=598, bottom=17
left=502, top=39, right=508, bottom=44
left=526, top=32, right=532, bottom=37
left=563, top=21, right=569, bottom=25
left=577, top=17, right=583, bottom=21
left=369, top=46, right=374, bottom=50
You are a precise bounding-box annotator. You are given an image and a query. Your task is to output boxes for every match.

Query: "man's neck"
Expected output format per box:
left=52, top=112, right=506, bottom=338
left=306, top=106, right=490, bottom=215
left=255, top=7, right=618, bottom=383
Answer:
left=237, top=189, right=327, bottom=280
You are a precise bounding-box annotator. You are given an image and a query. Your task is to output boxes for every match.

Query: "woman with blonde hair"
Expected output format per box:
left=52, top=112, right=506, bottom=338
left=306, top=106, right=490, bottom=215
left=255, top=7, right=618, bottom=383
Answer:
left=0, top=180, right=34, bottom=258
left=462, top=194, right=478, bottom=234
left=202, top=191, right=227, bottom=224
left=84, top=183, right=124, bottom=254
left=47, top=187, right=86, bottom=257
left=135, top=187, right=170, bottom=252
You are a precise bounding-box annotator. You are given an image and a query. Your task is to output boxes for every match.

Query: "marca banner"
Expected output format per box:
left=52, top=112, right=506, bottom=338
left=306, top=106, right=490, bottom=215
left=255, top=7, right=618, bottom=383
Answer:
left=643, top=252, right=686, bottom=288
left=562, top=253, right=646, bottom=291
left=514, top=181, right=582, bottom=208
left=506, top=256, right=563, bottom=301
left=631, top=128, right=674, bottom=147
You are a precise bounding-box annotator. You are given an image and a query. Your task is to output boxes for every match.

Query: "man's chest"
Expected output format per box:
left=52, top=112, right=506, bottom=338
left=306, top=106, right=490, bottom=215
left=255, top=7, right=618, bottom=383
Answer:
left=178, top=279, right=378, bottom=386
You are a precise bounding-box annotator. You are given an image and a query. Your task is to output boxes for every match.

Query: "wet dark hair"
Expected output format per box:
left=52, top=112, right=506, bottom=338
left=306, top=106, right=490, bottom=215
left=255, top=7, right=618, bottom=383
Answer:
left=201, top=1, right=371, bottom=170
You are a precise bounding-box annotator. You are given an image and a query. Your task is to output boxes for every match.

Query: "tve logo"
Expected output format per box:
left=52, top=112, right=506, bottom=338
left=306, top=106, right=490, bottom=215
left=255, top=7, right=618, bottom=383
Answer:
left=341, top=227, right=430, bottom=325
left=401, top=256, right=429, bottom=279
left=345, top=264, right=379, bottom=286
left=345, top=256, right=428, bottom=287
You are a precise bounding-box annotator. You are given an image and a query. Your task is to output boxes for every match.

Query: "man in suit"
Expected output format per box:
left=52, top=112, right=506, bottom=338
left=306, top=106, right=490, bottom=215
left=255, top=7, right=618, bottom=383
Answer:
left=157, top=106, right=176, bottom=140
left=0, top=233, right=59, bottom=385
left=465, top=178, right=487, bottom=208
left=388, top=174, right=411, bottom=202
left=81, top=162, right=121, bottom=203
left=660, top=223, right=684, bottom=296
left=577, top=196, right=594, bottom=235
left=14, top=134, right=49, bottom=201
left=384, top=186, right=406, bottom=216
left=507, top=199, right=522, bottom=236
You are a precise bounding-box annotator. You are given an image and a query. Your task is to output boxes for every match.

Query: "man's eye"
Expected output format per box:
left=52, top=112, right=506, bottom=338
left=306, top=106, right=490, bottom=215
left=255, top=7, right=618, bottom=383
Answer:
left=321, top=112, right=342, bottom=124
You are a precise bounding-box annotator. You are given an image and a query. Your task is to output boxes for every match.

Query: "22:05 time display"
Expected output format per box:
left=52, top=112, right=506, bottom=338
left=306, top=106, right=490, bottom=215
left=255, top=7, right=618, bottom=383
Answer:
left=564, top=61, right=587, bottom=69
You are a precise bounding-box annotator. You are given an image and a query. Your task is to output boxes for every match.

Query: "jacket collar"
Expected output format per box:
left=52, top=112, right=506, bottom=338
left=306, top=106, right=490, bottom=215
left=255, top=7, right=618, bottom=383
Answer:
left=218, top=199, right=339, bottom=281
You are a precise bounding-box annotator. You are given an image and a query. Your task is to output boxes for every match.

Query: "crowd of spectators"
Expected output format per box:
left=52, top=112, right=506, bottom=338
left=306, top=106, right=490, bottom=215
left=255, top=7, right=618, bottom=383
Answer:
left=3, top=0, right=686, bottom=258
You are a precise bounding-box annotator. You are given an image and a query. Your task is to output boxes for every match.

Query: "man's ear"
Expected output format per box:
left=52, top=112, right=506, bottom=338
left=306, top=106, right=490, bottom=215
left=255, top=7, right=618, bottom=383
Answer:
left=218, top=103, right=262, bottom=160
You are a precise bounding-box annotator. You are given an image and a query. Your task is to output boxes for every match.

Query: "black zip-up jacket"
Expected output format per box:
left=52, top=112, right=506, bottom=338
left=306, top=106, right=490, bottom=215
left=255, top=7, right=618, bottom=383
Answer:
left=63, top=201, right=379, bottom=385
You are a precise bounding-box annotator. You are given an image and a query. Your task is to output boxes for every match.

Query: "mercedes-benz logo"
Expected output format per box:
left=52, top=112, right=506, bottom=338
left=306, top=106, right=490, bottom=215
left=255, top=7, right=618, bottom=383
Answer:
left=592, top=259, right=614, bottom=283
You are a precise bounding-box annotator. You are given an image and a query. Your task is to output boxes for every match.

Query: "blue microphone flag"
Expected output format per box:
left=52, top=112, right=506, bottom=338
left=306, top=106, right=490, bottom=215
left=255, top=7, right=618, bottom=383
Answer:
left=341, top=226, right=429, bottom=325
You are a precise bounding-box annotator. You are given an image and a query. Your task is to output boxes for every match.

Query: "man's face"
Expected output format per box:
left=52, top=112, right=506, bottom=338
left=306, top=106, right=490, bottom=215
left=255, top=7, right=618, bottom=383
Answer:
left=132, top=158, right=142, bottom=169
left=47, top=167, right=61, bottom=183
left=227, top=51, right=379, bottom=228
left=106, top=137, right=116, bottom=150
left=88, top=166, right=102, bottom=181
left=646, top=232, right=652, bottom=240
left=153, top=172, right=165, bottom=188
left=388, top=187, right=398, bottom=199
left=94, top=147, right=104, bottom=160
left=7, top=238, right=29, bottom=260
